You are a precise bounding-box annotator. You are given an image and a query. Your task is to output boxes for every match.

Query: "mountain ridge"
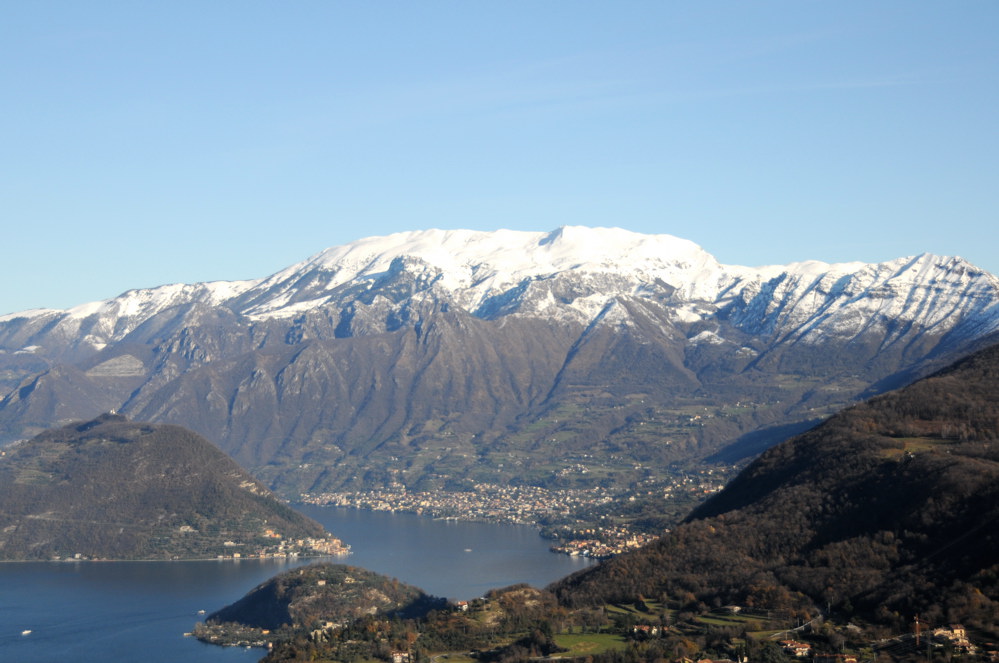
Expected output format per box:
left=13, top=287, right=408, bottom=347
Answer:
left=2, top=227, right=998, bottom=495
left=4, top=228, right=995, bottom=335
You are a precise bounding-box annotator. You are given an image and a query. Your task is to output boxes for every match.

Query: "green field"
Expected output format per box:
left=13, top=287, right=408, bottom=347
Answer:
left=552, top=632, right=628, bottom=657
left=606, top=599, right=664, bottom=615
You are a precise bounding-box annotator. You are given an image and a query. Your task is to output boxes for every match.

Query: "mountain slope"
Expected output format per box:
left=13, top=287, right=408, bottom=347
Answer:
left=2, top=227, right=999, bottom=494
left=203, top=563, right=444, bottom=632
left=551, top=343, right=999, bottom=635
left=0, top=414, right=345, bottom=560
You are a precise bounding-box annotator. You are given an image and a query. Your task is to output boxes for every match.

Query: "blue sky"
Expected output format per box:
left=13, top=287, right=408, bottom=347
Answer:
left=2, top=2, right=998, bottom=315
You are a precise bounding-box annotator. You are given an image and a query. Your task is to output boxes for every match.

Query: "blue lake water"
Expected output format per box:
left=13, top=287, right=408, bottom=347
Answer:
left=299, top=506, right=595, bottom=600
left=0, top=507, right=595, bottom=662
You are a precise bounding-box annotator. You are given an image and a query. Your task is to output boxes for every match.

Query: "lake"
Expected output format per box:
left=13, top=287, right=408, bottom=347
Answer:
left=0, top=507, right=595, bottom=662
left=299, top=506, right=595, bottom=600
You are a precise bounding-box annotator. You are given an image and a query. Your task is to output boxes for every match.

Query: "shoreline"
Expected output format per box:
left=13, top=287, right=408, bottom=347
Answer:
left=299, top=503, right=658, bottom=559
left=0, top=551, right=349, bottom=564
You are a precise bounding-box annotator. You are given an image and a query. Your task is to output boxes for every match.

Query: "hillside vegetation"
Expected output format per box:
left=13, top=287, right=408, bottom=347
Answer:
left=552, top=343, right=999, bottom=635
left=195, top=563, right=445, bottom=649
left=0, top=414, right=342, bottom=560
left=193, top=344, right=999, bottom=663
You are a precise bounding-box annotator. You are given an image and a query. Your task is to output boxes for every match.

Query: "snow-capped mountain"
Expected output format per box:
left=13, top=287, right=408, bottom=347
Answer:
left=2, top=227, right=998, bottom=494
left=6, top=227, right=997, bottom=351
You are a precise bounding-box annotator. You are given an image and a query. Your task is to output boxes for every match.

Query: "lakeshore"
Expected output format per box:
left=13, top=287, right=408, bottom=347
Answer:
left=2, top=507, right=592, bottom=662
left=0, top=534, right=349, bottom=563
left=299, top=471, right=733, bottom=558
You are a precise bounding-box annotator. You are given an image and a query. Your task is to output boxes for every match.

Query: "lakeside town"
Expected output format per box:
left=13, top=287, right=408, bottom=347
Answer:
left=233, top=532, right=352, bottom=561
left=46, top=533, right=350, bottom=562
left=301, top=469, right=732, bottom=559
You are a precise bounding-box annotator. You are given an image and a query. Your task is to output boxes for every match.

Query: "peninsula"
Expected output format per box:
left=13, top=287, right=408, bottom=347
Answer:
left=0, top=414, right=348, bottom=561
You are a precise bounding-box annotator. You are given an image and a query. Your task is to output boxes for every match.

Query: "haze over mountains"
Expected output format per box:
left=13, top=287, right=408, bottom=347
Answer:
left=2, top=227, right=998, bottom=495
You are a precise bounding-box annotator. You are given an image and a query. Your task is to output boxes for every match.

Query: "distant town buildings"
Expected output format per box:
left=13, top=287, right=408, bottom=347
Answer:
left=302, top=471, right=728, bottom=558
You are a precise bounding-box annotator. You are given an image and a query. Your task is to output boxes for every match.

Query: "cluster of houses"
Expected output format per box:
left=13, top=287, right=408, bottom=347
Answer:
left=627, top=623, right=990, bottom=663
left=551, top=529, right=661, bottom=559
left=929, top=625, right=977, bottom=655
left=632, top=624, right=663, bottom=637
left=777, top=640, right=862, bottom=662
left=308, top=620, right=345, bottom=645
left=778, top=640, right=816, bottom=658
left=302, top=481, right=615, bottom=526
left=247, top=533, right=350, bottom=559
left=781, top=624, right=986, bottom=660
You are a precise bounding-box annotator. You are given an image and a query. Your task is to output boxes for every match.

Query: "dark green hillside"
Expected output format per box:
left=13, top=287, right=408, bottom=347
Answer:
left=552, top=343, right=999, bottom=635
left=0, top=414, right=345, bottom=560
left=195, top=563, right=445, bottom=646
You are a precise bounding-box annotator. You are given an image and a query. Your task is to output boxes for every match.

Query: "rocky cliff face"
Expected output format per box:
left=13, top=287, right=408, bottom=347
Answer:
left=2, top=227, right=998, bottom=494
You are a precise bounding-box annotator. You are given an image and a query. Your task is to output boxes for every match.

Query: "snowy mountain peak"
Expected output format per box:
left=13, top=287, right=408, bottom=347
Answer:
left=2, top=228, right=998, bottom=355
left=284, top=226, right=716, bottom=284
left=3, top=227, right=999, bottom=490
left=239, top=226, right=726, bottom=320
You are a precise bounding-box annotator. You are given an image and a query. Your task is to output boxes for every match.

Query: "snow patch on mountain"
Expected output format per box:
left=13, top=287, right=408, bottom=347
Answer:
left=241, top=226, right=724, bottom=320
left=0, top=309, right=61, bottom=323
left=2, top=227, right=999, bottom=353
left=65, top=280, right=259, bottom=321
left=721, top=253, right=999, bottom=345
left=689, top=330, right=726, bottom=345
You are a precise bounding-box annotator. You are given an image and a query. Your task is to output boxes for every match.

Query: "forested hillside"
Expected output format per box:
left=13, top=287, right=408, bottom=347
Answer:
left=195, top=563, right=446, bottom=651
left=552, top=343, right=999, bottom=636
left=0, top=414, right=342, bottom=560
left=189, top=346, right=999, bottom=663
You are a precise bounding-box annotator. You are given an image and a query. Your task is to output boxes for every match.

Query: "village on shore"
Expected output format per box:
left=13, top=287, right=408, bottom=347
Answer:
left=301, top=469, right=730, bottom=559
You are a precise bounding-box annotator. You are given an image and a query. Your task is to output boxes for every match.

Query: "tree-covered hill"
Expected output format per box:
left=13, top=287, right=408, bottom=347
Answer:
left=195, top=563, right=447, bottom=649
left=552, top=343, right=999, bottom=636
left=0, top=414, right=344, bottom=560
left=188, top=344, right=999, bottom=662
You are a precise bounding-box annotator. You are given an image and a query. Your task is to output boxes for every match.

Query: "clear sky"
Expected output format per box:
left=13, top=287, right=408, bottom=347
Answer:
left=2, top=2, right=998, bottom=315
